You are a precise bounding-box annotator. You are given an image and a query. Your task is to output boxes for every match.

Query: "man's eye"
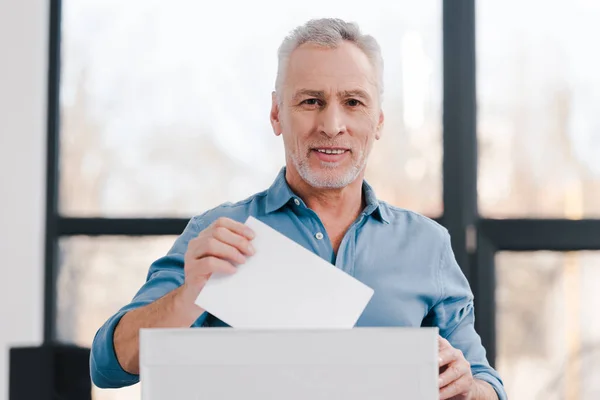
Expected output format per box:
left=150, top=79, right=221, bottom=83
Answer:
left=346, top=99, right=362, bottom=107
left=302, top=98, right=321, bottom=106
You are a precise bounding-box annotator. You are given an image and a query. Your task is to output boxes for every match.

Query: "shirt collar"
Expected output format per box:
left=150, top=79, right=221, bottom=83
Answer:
left=361, top=179, right=390, bottom=224
left=264, top=167, right=297, bottom=214
left=265, top=167, right=390, bottom=224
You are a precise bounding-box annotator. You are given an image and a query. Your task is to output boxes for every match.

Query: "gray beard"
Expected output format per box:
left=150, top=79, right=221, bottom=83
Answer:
left=291, top=152, right=366, bottom=189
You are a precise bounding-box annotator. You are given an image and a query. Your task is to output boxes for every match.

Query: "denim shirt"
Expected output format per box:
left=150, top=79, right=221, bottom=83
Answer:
left=90, top=168, right=507, bottom=399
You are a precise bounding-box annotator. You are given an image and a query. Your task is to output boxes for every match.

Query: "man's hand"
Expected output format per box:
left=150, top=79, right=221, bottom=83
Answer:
left=182, top=217, right=256, bottom=300
left=438, top=337, right=499, bottom=400
left=438, top=336, right=473, bottom=399
left=112, top=217, right=256, bottom=375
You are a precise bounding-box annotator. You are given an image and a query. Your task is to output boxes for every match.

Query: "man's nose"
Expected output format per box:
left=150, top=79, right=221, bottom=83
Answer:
left=319, top=103, right=347, bottom=138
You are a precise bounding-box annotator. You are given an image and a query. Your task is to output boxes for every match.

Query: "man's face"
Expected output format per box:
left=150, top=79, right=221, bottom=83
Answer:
left=271, top=41, right=384, bottom=189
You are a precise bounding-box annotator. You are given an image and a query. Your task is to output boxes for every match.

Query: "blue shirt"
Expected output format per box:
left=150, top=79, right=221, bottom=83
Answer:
left=90, top=167, right=507, bottom=399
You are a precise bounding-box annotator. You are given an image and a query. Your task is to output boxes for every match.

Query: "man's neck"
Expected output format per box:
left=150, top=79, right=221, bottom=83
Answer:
left=284, top=166, right=365, bottom=225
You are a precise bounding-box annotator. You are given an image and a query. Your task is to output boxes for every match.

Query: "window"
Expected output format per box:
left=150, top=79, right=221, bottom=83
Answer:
left=496, top=251, right=600, bottom=399
left=477, top=0, right=600, bottom=218
left=55, top=2, right=442, bottom=398
left=56, top=236, right=177, bottom=345
left=47, top=1, right=600, bottom=398
left=59, top=0, right=443, bottom=218
left=56, top=236, right=177, bottom=400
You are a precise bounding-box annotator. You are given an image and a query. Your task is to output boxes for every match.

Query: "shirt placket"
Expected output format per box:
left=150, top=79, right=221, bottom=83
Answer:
left=334, top=213, right=365, bottom=275
left=290, top=197, right=334, bottom=263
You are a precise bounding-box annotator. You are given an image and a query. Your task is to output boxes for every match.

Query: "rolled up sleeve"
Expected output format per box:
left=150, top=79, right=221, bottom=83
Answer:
left=432, top=233, right=507, bottom=400
left=90, top=217, right=208, bottom=388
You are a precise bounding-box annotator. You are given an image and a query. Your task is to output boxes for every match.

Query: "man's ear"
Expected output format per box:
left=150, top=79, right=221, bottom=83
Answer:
left=375, top=110, right=385, bottom=140
left=270, top=91, right=282, bottom=136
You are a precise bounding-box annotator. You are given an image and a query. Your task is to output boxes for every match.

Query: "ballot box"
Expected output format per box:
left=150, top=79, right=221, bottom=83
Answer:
left=140, top=327, right=439, bottom=400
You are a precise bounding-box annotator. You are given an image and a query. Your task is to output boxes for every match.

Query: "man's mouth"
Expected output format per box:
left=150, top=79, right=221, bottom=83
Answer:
left=313, top=148, right=349, bottom=155
left=311, top=148, right=350, bottom=162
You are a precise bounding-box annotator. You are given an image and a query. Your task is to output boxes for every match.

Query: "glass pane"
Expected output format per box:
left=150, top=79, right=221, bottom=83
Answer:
left=496, top=251, right=600, bottom=399
left=57, top=236, right=178, bottom=400
left=477, top=0, right=600, bottom=218
left=59, top=0, right=442, bottom=218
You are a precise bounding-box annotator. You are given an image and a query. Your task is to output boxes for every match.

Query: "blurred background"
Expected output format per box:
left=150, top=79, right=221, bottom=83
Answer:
left=1, top=0, right=600, bottom=399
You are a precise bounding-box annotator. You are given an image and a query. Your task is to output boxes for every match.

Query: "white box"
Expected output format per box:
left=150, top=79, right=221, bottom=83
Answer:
left=140, top=327, right=439, bottom=400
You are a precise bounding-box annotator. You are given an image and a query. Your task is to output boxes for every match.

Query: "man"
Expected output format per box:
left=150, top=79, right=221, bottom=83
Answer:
left=91, top=18, right=506, bottom=400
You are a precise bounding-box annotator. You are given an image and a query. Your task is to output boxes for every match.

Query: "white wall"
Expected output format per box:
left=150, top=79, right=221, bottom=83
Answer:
left=0, top=0, right=49, bottom=398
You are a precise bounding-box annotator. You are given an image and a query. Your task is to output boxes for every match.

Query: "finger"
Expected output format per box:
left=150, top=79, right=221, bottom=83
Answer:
left=188, top=256, right=238, bottom=278
left=439, top=359, right=470, bottom=388
left=211, top=217, right=255, bottom=240
left=191, top=237, right=247, bottom=265
left=439, top=374, right=473, bottom=400
left=438, top=347, right=460, bottom=368
left=212, top=225, right=255, bottom=256
left=438, top=336, right=451, bottom=349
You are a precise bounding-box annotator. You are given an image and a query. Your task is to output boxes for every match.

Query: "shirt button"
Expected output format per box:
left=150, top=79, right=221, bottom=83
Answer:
left=294, top=198, right=300, bottom=206
left=315, top=232, right=324, bottom=240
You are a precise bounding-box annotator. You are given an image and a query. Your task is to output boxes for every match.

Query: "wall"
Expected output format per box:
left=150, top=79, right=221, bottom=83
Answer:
left=0, top=0, right=49, bottom=398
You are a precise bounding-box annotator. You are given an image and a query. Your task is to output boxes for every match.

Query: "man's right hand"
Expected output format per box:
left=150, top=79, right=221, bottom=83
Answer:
left=181, top=217, right=256, bottom=300
left=112, top=217, right=256, bottom=375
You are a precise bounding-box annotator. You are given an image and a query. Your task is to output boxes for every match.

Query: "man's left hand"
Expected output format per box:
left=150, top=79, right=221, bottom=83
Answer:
left=438, top=336, right=499, bottom=400
left=438, top=336, right=474, bottom=399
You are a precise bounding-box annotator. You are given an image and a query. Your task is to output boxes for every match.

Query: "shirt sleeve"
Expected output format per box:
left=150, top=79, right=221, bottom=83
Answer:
left=431, top=232, right=508, bottom=400
left=89, top=216, right=209, bottom=388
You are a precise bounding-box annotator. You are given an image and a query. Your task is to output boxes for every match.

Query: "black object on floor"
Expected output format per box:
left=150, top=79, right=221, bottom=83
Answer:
left=10, top=344, right=91, bottom=400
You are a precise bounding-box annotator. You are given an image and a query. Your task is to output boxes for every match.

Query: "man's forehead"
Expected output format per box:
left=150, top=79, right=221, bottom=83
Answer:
left=285, top=42, right=377, bottom=85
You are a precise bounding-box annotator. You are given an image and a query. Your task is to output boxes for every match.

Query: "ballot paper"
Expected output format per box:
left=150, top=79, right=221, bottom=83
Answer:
left=195, top=216, right=374, bottom=329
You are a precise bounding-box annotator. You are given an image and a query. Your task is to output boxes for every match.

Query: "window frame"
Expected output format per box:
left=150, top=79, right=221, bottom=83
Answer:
left=44, top=0, right=600, bottom=370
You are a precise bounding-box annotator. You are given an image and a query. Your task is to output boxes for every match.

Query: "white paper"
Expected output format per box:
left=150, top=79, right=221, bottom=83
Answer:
left=195, top=216, right=374, bottom=329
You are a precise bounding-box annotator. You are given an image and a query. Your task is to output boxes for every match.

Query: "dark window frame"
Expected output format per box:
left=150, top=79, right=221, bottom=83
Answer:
left=44, top=0, right=600, bottom=369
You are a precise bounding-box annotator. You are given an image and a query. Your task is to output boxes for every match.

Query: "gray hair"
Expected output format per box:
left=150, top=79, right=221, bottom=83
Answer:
left=275, top=18, right=384, bottom=104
